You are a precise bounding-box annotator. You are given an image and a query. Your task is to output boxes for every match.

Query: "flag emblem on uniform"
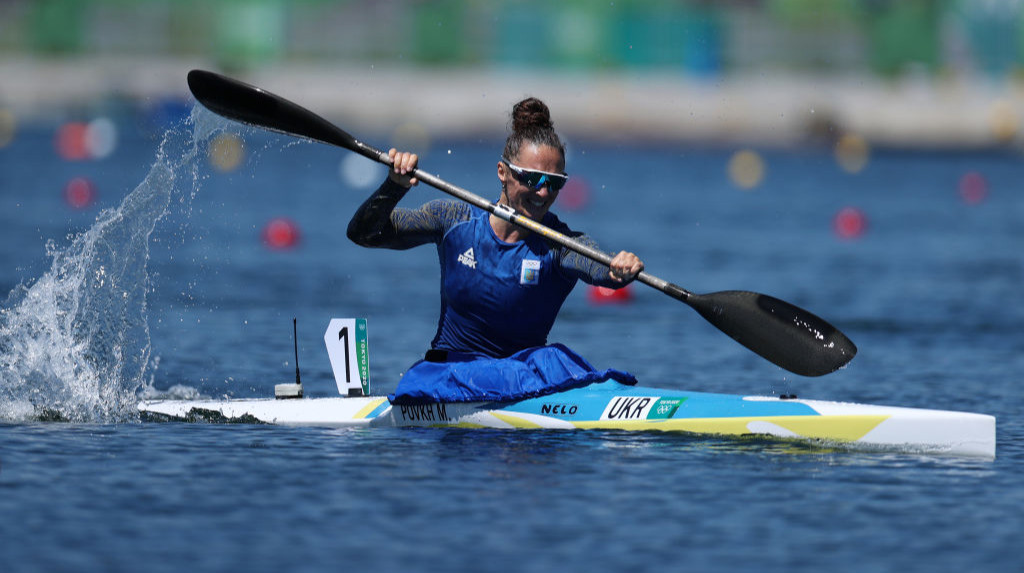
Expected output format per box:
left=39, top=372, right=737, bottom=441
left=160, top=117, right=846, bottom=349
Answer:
left=520, top=259, right=541, bottom=285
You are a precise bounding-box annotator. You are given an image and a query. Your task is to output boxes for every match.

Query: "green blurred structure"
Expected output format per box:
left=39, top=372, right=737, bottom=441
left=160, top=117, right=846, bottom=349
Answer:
left=0, top=0, right=1021, bottom=79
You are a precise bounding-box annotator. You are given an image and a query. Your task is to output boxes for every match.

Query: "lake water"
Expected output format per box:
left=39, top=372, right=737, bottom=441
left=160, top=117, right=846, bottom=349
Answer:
left=1, top=106, right=1022, bottom=572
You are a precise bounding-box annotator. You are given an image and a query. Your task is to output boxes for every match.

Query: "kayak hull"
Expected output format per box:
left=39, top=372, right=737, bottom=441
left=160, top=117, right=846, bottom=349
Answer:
left=138, top=380, right=995, bottom=458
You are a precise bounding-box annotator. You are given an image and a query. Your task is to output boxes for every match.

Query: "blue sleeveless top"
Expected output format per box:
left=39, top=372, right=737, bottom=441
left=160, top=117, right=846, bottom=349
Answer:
left=347, top=185, right=628, bottom=357
left=434, top=208, right=577, bottom=357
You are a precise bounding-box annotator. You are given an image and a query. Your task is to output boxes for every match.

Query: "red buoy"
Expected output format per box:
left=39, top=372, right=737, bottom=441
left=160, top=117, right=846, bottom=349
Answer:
left=262, top=218, right=301, bottom=250
left=558, top=177, right=591, bottom=211
left=587, top=285, right=633, bottom=305
left=56, top=122, right=90, bottom=161
left=833, top=207, right=867, bottom=240
left=958, top=171, right=988, bottom=205
left=64, top=177, right=96, bottom=210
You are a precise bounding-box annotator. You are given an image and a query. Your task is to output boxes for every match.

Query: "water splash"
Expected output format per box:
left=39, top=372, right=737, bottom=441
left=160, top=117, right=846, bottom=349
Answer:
left=0, top=107, right=227, bottom=422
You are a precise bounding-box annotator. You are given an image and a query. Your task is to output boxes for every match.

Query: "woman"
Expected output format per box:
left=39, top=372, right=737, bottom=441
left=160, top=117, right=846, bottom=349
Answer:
left=347, top=97, right=644, bottom=404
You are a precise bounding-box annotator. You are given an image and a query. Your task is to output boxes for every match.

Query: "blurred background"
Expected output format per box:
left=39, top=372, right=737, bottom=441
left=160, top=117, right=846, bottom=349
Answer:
left=1, top=0, right=1023, bottom=147
left=2, top=6, right=1022, bottom=571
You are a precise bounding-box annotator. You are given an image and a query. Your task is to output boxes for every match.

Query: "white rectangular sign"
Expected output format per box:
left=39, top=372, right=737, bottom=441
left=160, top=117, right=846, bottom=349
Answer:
left=324, top=318, right=369, bottom=396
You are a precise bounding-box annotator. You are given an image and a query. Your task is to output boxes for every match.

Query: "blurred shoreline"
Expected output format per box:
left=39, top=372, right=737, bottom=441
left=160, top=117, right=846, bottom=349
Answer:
left=2, top=56, right=1022, bottom=149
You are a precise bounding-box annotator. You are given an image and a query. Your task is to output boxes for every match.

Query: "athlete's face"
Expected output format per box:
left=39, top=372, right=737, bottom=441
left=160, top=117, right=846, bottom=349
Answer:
left=497, top=144, right=565, bottom=222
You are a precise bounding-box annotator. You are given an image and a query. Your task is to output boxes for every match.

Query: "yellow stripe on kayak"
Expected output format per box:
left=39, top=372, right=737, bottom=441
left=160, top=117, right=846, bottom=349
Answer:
left=490, top=412, right=546, bottom=429
left=353, top=398, right=388, bottom=419
left=572, top=415, right=890, bottom=442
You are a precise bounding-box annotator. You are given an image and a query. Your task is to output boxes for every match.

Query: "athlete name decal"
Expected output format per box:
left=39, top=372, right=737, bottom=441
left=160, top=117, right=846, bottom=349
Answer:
left=398, top=403, right=450, bottom=423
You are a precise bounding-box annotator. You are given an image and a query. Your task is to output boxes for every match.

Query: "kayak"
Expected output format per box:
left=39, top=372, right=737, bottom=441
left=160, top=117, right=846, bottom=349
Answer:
left=138, top=380, right=995, bottom=458
left=137, top=319, right=995, bottom=457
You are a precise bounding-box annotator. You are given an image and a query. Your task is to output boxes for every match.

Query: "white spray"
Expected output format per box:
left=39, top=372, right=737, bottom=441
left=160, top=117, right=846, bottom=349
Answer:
left=0, top=107, right=227, bottom=422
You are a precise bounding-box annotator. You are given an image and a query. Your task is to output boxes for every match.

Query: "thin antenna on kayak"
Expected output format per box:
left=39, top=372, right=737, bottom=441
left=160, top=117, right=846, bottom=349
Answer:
left=274, top=318, right=304, bottom=399
left=294, top=317, right=301, bottom=385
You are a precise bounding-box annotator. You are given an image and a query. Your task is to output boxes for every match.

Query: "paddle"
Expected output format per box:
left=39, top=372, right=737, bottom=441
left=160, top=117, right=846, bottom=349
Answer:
left=186, top=69, right=857, bottom=377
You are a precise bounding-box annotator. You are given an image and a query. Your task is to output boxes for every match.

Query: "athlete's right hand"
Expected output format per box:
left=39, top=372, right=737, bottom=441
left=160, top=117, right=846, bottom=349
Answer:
left=388, top=148, right=419, bottom=188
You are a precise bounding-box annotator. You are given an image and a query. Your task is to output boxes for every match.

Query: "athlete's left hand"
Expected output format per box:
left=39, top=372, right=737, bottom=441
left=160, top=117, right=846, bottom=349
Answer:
left=608, top=251, right=644, bottom=283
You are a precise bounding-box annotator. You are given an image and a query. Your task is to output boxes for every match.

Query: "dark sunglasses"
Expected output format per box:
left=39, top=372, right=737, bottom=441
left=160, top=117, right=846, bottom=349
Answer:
left=501, top=158, right=569, bottom=192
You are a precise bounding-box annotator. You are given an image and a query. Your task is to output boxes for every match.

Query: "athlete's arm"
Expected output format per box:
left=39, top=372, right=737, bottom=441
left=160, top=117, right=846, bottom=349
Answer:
left=557, top=240, right=642, bottom=288
left=545, top=215, right=643, bottom=287
left=347, top=149, right=443, bottom=250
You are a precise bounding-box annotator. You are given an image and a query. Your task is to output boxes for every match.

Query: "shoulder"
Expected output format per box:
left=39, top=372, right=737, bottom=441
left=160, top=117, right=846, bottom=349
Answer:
left=541, top=211, right=583, bottom=239
left=540, top=212, right=602, bottom=268
left=422, top=199, right=475, bottom=222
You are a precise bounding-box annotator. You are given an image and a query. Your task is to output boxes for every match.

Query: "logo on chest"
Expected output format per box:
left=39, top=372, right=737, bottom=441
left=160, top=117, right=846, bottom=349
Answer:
left=520, top=259, right=541, bottom=285
left=458, top=247, right=477, bottom=269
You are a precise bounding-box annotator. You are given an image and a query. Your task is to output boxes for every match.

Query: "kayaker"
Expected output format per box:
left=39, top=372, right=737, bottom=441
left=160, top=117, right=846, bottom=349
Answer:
left=347, top=97, right=643, bottom=404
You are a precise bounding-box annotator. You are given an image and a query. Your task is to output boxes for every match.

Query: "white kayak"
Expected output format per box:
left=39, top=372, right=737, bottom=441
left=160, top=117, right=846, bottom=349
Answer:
left=137, top=319, right=996, bottom=458
left=138, top=379, right=995, bottom=458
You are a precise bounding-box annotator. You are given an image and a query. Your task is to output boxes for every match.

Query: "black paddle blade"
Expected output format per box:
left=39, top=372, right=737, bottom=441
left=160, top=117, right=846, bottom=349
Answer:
left=685, top=290, right=856, bottom=377
left=186, top=69, right=365, bottom=156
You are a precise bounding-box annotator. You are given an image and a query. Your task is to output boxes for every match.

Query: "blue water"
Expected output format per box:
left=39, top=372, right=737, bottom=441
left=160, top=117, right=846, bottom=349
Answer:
left=1, top=107, right=1022, bottom=572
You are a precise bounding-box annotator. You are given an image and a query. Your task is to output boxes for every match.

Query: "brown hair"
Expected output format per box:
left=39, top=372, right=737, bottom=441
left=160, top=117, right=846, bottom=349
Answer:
left=502, top=97, right=565, bottom=164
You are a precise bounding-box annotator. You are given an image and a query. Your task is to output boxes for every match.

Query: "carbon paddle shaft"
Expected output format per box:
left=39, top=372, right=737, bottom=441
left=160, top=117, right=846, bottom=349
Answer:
left=186, top=69, right=857, bottom=377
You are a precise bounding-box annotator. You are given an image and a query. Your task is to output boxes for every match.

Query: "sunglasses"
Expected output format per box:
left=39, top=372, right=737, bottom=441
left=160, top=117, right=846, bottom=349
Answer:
left=501, top=159, right=569, bottom=192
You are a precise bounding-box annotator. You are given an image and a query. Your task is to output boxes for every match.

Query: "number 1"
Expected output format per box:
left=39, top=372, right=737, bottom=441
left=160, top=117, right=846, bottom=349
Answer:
left=339, top=327, right=351, bottom=383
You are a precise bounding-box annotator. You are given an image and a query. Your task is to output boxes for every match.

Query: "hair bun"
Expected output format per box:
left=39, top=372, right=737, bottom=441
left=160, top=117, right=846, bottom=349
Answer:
left=502, top=97, right=564, bottom=163
left=511, top=97, right=553, bottom=133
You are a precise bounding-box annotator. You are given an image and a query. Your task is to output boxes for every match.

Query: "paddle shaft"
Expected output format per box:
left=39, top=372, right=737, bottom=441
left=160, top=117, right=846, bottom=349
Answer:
left=347, top=140, right=686, bottom=301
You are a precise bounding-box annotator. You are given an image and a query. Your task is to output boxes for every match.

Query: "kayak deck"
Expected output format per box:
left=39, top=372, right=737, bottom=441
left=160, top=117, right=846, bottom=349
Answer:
left=138, top=380, right=996, bottom=458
